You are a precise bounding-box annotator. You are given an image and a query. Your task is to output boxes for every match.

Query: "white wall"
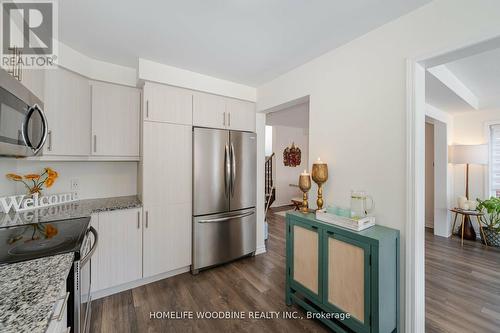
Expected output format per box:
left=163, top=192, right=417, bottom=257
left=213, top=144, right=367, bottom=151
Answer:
left=0, top=160, right=137, bottom=200
left=0, top=159, right=18, bottom=196
left=452, top=108, right=500, bottom=202
left=266, top=102, right=310, bottom=127
left=425, top=122, right=434, bottom=228
left=138, top=59, right=256, bottom=101
left=271, top=126, right=309, bottom=206
left=256, top=0, right=500, bottom=329
left=433, top=119, right=453, bottom=237
left=58, top=42, right=137, bottom=87
left=425, top=104, right=454, bottom=238
left=256, top=113, right=266, bottom=254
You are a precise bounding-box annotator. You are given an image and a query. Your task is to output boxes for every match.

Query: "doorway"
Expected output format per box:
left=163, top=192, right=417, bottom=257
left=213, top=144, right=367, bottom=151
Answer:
left=262, top=96, right=310, bottom=226
left=408, top=36, right=500, bottom=332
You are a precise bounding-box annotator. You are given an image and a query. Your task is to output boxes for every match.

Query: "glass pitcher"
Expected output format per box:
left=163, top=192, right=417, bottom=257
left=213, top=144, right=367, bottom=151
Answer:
left=350, top=190, right=375, bottom=219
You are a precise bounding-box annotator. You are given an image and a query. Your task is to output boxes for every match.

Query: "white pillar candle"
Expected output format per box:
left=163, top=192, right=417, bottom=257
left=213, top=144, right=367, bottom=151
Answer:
left=458, top=196, right=467, bottom=209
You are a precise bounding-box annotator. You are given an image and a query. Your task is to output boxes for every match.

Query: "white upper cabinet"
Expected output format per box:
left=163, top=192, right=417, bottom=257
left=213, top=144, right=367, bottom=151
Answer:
left=193, top=92, right=255, bottom=132
left=22, top=69, right=45, bottom=101
left=225, top=98, right=256, bottom=132
left=143, top=82, right=192, bottom=125
left=193, top=92, right=226, bottom=129
left=43, top=67, right=91, bottom=156
left=91, top=81, right=140, bottom=157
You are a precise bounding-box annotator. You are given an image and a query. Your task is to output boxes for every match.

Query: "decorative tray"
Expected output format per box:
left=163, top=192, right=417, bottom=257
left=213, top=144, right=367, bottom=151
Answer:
left=315, top=210, right=375, bottom=231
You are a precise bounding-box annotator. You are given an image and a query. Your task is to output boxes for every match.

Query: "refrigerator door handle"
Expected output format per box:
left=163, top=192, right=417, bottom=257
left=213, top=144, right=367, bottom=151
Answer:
left=230, top=142, right=236, bottom=196
left=224, top=144, right=230, bottom=197
left=198, top=211, right=255, bottom=223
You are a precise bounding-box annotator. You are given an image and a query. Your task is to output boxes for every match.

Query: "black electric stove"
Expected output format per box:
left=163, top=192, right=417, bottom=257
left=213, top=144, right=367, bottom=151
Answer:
left=0, top=217, right=90, bottom=266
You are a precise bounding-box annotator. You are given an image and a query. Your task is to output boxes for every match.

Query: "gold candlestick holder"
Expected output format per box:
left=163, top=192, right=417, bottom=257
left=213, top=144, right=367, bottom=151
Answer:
left=312, top=159, right=328, bottom=210
left=298, top=172, right=311, bottom=213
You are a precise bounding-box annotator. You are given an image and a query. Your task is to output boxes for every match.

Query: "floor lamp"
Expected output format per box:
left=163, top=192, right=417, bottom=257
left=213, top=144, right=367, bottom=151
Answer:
left=449, top=144, right=488, bottom=240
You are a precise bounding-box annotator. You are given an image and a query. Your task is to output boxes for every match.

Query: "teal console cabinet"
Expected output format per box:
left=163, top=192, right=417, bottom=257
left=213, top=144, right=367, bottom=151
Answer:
left=286, top=212, right=399, bottom=333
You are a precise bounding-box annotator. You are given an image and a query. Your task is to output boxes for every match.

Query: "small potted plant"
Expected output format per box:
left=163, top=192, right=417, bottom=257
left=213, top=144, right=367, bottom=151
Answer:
left=476, top=197, right=500, bottom=247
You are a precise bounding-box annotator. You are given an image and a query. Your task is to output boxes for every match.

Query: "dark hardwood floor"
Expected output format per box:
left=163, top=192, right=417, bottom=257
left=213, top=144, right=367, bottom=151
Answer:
left=90, top=206, right=329, bottom=332
left=425, top=228, right=500, bottom=333
left=90, top=209, right=500, bottom=332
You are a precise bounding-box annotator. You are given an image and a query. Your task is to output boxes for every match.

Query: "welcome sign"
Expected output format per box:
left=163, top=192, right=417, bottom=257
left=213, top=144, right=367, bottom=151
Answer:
left=0, top=192, right=77, bottom=213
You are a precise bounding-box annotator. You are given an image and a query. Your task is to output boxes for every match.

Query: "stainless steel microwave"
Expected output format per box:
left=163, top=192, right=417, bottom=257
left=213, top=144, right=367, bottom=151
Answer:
left=0, top=69, right=47, bottom=157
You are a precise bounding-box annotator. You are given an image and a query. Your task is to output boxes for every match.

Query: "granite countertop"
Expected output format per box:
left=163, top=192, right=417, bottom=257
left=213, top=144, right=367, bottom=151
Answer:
left=0, top=253, right=74, bottom=333
left=0, top=195, right=142, bottom=228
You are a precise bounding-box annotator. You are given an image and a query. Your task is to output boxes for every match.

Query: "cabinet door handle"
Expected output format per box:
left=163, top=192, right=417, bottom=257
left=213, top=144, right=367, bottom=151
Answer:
left=145, top=211, right=149, bottom=228
left=228, top=112, right=231, bottom=127
left=327, top=230, right=334, bottom=235
left=47, top=130, right=52, bottom=151
left=311, top=225, right=318, bottom=230
left=93, top=135, right=97, bottom=153
left=137, top=211, right=140, bottom=229
left=146, top=100, right=149, bottom=118
left=51, top=292, right=70, bottom=321
left=223, top=112, right=226, bottom=126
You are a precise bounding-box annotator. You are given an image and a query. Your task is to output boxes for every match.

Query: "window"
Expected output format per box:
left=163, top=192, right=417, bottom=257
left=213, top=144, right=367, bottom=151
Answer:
left=265, top=125, right=273, bottom=156
left=490, top=124, right=500, bottom=198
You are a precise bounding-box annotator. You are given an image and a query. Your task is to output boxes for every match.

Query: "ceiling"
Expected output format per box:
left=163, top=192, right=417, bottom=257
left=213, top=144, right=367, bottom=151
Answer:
left=425, top=71, right=475, bottom=113
left=58, top=0, right=431, bottom=86
left=446, top=48, right=500, bottom=108
left=426, top=47, right=500, bottom=113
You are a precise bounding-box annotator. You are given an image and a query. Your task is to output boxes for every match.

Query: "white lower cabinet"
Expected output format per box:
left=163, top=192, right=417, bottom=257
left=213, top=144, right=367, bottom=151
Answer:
left=90, top=200, right=191, bottom=296
left=91, top=208, right=143, bottom=293
left=142, top=203, right=191, bottom=277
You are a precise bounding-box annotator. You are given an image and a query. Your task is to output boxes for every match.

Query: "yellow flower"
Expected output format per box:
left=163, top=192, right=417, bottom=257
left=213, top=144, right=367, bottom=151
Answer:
left=45, top=178, right=55, bottom=188
left=44, top=224, right=58, bottom=239
left=24, top=174, right=40, bottom=180
left=6, top=173, right=22, bottom=181
left=44, top=168, right=58, bottom=179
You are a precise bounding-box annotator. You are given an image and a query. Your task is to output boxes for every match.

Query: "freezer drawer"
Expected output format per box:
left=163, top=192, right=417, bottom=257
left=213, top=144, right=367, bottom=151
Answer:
left=192, top=208, right=256, bottom=271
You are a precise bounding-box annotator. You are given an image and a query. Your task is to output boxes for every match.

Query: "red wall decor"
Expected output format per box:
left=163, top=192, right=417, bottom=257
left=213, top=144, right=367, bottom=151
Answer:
left=283, top=143, right=301, bottom=167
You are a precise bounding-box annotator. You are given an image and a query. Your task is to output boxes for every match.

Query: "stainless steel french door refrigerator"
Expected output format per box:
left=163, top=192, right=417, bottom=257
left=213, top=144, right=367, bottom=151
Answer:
left=192, top=127, right=256, bottom=273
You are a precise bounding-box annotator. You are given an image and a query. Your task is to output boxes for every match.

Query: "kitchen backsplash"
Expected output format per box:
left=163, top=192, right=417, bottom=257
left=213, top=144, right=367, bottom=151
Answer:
left=0, top=160, right=17, bottom=196
left=0, top=160, right=138, bottom=199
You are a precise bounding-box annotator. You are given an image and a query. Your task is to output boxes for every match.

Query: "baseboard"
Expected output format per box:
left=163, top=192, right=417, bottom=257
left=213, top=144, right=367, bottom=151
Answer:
left=271, top=203, right=295, bottom=208
left=90, top=266, right=190, bottom=300
left=255, top=245, right=267, bottom=255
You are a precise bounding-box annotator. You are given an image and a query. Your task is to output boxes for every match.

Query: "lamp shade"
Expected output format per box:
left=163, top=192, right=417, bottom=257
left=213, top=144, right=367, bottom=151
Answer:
left=449, top=144, right=488, bottom=165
